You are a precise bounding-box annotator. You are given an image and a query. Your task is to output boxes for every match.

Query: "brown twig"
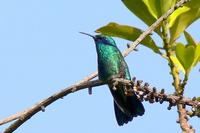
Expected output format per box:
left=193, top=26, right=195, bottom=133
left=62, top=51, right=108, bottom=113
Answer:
left=2, top=78, right=200, bottom=133
left=177, top=105, right=195, bottom=133
left=3, top=79, right=104, bottom=133
left=0, top=111, right=27, bottom=126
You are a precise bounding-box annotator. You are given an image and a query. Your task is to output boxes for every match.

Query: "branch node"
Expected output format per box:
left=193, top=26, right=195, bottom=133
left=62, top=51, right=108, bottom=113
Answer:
left=184, top=116, right=189, bottom=121
left=132, top=77, right=136, bottom=83
left=41, top=106, right=45, bottom=112
left=144, top=82, right=149, bottom=87
left=152, top=87, right=157, bottom=93
left=159, top=99, right=164, bottom=104
left=71, top=87, right=77, bottom=93
left=167, top=105, right=172, bottom=110
left=137, top=80, right=143, bottom=86
left=88, top=87, right=92, bottom=95
left=192, top=97, right=196, bottom=101
left=161, top=89, right=165, bottom=94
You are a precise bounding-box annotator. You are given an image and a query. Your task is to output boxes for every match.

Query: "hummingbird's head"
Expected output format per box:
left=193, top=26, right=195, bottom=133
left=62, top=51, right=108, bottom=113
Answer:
left=94, top=35, right=116, bottom=47
left=79, top=32, right=116, bottom=47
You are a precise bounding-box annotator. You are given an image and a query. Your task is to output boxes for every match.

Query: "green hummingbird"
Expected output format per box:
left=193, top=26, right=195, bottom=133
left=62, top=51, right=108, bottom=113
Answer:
left=80, top=32, right=145, bottom=126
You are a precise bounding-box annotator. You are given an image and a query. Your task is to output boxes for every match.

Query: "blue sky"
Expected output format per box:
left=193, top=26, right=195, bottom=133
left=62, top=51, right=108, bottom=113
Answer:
left=0, top=0, right=200, bottom=132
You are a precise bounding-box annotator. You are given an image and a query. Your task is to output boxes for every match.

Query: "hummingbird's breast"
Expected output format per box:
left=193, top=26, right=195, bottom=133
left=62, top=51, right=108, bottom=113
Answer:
left=96, top=44, right=128, bottom=81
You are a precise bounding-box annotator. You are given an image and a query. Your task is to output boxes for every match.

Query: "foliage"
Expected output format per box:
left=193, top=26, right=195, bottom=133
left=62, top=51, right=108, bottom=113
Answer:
left=96, top=0, right=200, bottom=132
left=96, top=0, right=200, bottom=78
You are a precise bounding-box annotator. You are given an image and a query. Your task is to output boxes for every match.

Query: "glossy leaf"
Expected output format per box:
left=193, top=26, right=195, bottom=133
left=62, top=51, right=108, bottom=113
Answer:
left=168, top=6, right=189, bottom=27
left=170, top=56, right=185, bottom=74
left=169, top=0, right=200, bottom=43
left=175, top=43, right=195, bottom=73
left=143, top=0, right=176, bottom=18
left=184, top=31, right=196, bottom=46
left=184, top=0, right=200, bottom=9
left=96, top=22, right=161, bottom=54
left=192, top=43, right=200, bottom=67
left=122, top=0, right=163, bottom=35
left=122, top=0, right=156, bottom=26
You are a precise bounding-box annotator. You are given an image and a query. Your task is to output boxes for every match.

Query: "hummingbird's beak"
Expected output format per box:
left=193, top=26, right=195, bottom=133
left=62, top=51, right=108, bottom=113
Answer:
left=79, top=32, right=95, bottom=39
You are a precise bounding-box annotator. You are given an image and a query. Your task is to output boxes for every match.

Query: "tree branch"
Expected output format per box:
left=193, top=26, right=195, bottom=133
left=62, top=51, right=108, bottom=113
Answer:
left=2, top=79, right=104, bottom=133
left=160, top=0, right=193, bottom=132
left=2, top=78, right=200, bottom=133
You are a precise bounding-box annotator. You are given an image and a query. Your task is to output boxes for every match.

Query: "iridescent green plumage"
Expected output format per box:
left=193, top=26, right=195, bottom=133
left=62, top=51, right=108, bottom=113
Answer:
left=81, top=33, right=145, bottom=125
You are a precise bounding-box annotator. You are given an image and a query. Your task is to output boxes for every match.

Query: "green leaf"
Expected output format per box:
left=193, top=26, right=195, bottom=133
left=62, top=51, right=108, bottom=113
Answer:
left=184, top=0, right=200, bottom=9
left=192, top=43, right=200, bottom=67
left=196, top=97, right=200, bottom=102
left=122, top=0, right=156, bottom=26
left=143, top=0, right=176, bottom=18
left=95, top=22, right=161, bottom=54
left=170, top=56, right=185, bottom=74
left=168, top=6, right=189, bottom=27
left=169, top=0, right=200, bottom=43
left=122, top=0, right=162, bottom=35
left=175, top=43, right=195, bottom=73
left=184, top=31, right=196, bottom=46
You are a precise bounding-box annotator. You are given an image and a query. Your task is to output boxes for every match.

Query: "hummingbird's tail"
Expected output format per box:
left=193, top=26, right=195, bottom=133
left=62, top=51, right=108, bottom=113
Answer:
left=113, top=92, right=145, bottom=126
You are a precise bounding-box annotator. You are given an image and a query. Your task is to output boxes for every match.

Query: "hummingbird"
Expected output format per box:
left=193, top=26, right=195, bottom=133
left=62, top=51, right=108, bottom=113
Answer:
left=80, top=32, right=145, bottom=126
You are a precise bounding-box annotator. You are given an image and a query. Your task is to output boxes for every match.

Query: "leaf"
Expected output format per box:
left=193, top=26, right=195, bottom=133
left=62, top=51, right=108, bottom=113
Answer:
left=122, top=0, right=156, bottom=26
left=143, top=0, right=176, bottom=18
left=196, top=97, right=200, bottom=102
left=122, top=0, right=162, bottom=35
left=168, top=6, right=189, bottom=27
left=95, top=22, right=161, bottom=54
left=192, top=43, right=200, bottom=67
left=184, top=0, right=200, bottom=9
left=184, top=31, right=196, bottom=46
left=169, top=0, right=200, bottom=43
left=170, top=56, right=185, bottom=74
left=175, top=43, right=195, bottom=73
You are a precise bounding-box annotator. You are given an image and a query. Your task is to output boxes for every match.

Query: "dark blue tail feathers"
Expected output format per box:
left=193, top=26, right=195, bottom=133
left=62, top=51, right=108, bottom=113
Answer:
left=114, top=93, right=145, bottom=126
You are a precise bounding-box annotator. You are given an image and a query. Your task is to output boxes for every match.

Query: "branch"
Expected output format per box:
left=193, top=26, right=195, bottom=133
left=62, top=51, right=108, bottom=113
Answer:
left=2, top=78, right=200, bottom=133
left=160, top=0, right=193, bottom=132
left=2, top=80, right=104, bottom=133
left=177, top=105, right=195, bottom=132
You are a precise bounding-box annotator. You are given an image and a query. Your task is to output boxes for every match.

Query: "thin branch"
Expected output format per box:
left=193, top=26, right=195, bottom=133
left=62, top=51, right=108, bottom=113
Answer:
left=2, top=78, right=200, bottom=133
left=3, top=79, right=104, bottom=133
left=0, top=110, right=28, bottom=126
left=177, top=105, right=195, bottom=132
left=133, top=80, right=200, bottom=109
